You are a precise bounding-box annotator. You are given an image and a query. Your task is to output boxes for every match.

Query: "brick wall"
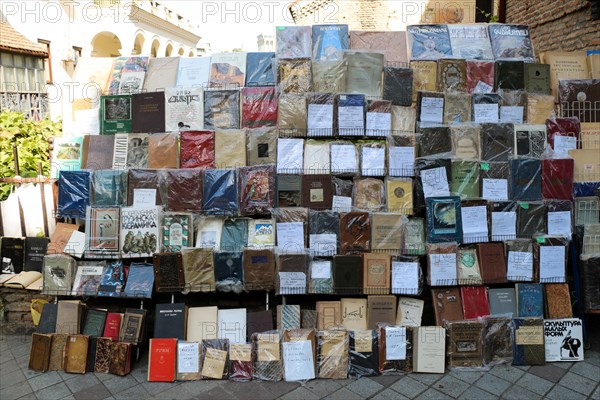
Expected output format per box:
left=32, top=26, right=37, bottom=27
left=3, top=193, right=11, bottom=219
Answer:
left=0, top=288, right=54, bottom=334
left=506, top=0, right=600, bottom=55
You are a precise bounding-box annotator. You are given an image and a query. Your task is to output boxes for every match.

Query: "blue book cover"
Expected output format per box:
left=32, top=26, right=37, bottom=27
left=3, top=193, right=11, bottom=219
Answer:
left=407, top=24, right=452, bottom=60
left=509, top=158, right=541, bottom=201
left=57, top=170, right=91, bottom=219
left=97, top=261, right=125, bottom=297
left=123, top=262, right=154, bottom=298
left=245, top=52, right=276, bottom=86
left=516, top=283, right=544, bottom=317
left=204, top=169, right=238, bottom=215
left=91, top=170, right=127, bottom=207
left=426, top=196, right=463, bottom=244
left=512, top=317, right=545, bottom=365
left=312, top=24, right=349, bottom=61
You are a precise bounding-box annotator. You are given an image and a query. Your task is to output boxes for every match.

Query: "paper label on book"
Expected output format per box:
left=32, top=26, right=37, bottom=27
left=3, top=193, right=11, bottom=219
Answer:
left=279, top=272, right=306, bottom=294
left=311, top=260, right=332, bottom=279
left=491, top=211, right=517, bottom=241
left=177, top=342, right=200, bottom=374
left=257, top=334, right=280, bottom=361
left=332, top=196, right=352, bottom=212
left=507, top=251, right=533, bottom=281
left=553, top=135, right=577, bottom=158
left=482, top=178, right=508, bottom=201
left=307, top=104, right=333, bottom=136
left=547, top=211, right=572, bottom=237
left=473, top=103, right=499, bottom=123
left=282, top=340, right=315, bottom=381
left=354, top=330, right=373, bottom=353
left=389, top=146, right=415, bottom=177
left=516, top=325, right=544, bottom=345
left=473, top=81, right=493, bottom=94
left=539, top=246, right=566, bottom=282
left=500, top=106, right=524, bottom=123
left=309, top=234, right=337, bottom=256
left=230, top=343, right=252, bottom=362
left=361, top=147, right=385, bottom=176
left=133, top=189, right=156, bottom=207
left=276, top=222, right=304, bottom=252
left=331, top=144, right=358, bottom=173
left=420, top=167, right=450, bottom=198
left=392, top=261, right=419, bottom=293
left=366, top=112, right=392, bottom=136
left=385, top=326, right=407, bottom=360
left=321, top=331, right=346, bottom=356
left=201, top=348, right=227, bottom=379
left=338, top=105, right=365, bottom=135
left=461, top=206, right=489, bottom=244
left=397, top=298, right=424, bottom=327
left=420, top=97, right=444, bottom=123
left=429, top=253, right=457, bottom=286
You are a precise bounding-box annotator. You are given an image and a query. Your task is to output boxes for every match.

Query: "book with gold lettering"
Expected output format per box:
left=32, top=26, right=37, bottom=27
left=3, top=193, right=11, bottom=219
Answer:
left=362, top=253, right=391, bottom=295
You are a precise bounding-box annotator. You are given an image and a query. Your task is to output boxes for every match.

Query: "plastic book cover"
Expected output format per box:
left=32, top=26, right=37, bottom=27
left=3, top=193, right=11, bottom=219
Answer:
left=57, top=170, right=90, bottom=219
left=312, top=24, right=349, bottom=61
left=164, top=87, right=204, bottom=131
left=488, top=24, right=535, bottom=62
left=123, top=262, right=154, bottom=298
left=209, top=52, right=247, bottom=88
left=71, top=261, right=105, bottom=296
left=120, top=207, right=160, bottom=259
left=448, top=24, right=493, bottom=60
left=425, top=196, right=463, bottom=244
left=407, top=24, right=452, bottom=61
left=97, top=260, right=125, bottom=297
left=50, top=136, right=84, bottom=179
left=245, top=52, right=276, bottom=86
left=85, top=207, right=120, bottom=259
left=162, top=214, right=192, bottom=253
left=276, top=26, right=312, bottom=59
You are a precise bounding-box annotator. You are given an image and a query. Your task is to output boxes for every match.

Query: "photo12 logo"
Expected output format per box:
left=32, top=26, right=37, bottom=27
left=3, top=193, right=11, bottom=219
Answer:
left=1, top=1, right=140, bottom=24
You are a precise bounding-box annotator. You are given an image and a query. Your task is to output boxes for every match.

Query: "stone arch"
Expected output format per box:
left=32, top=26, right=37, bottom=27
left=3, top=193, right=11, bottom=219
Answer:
left=91, top=31, right=122, bottom=57
left=178, top=46, right=185, bottom=56
left=133, top=31, right=145, bottom=56
left=150, top=37, right=161, bottom=58
left=188, top=50, right=195, bottom=57
left=165, top=42, right=174, bottom=57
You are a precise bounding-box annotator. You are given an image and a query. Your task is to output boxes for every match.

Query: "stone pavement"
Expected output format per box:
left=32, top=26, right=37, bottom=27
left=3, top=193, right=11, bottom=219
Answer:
left=1, top=333, right=599, bottom=400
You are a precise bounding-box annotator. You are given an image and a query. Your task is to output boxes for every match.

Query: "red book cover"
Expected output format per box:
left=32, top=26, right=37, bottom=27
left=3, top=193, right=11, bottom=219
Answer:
left=545, top=117, right=580, bottom=151
left=460, top=286, right=490, bottom=320
left=180, top=130, right=215, bottom=169
left=147, top=338, right=177, bottom=382
left=466, top=61, right=495, bottom=94
left=103, top=313, right=122, bottom=341
left=541, top=158, right=574, bottom=201
left=241, top=87, right=278, bottom=128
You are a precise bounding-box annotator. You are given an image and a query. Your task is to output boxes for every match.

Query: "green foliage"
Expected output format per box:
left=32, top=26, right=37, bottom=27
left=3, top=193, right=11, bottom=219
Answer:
left=0, top=111, right=62, bottom=201
left=476, top=7, right=500, bottom=23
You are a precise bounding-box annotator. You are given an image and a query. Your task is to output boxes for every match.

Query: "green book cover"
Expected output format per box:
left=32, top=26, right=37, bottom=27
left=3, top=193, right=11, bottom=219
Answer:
left=82, top=309, right=107, bottom=337
left=50, top=135, right=84, bottom=178
left=162, top=214, right=192, bottom=253
left=100, top=95, right=132, bottom=135
left=451, top=160, right=480, bottom=200
left=524, top=63, right=551, bottom=95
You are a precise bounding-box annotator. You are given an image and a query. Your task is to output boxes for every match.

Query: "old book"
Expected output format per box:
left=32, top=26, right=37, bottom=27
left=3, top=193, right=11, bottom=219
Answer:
left=131, top=92, right=165, bottom=133
left=312, top=24, right=348, bottom=61
left=516, top=283, right=544, bottom=318
left=204, top=90, right=240, bottom=129
left=407, top=24, right=452, bottom=60
left=431, top=287, right=464, bottom=326
left=181, top=247, right=214, bottom=292
left=119, top=310, right=146, bottom=344
left=81, top=135, right=114, bottom=171
left=444, top=92, right=472, bottom=124
left=312, top=60, right=347, bottom=93
left=524, top=63, right=551, bottom=95
left=316, top=301, right=341, bottom=331
left=176, top=341, right=202, bottom=381
left=253, top=332, right=283, bottom=381
left=307, top=93, right=334, bottom=137
left=483, top=317, right=513, bottom=365
left=339, top=212, right=371, bottom=253
left=416, top=91, right=445, bottom=124
left=217, top=308, right=246, bottom=344
left=142, top=57, right=179, bottom=92
left=278, top=58, right=312, bottom=95
left=371, top=213, right=404, bottom=251
left=214, top=129, right=247, bottom=169
left=301, top=310, right=318, bottom=330
left=247, top=128, right=277, bottom=166
left=147, top=134, right=179, bottom=169
left=1, top=237, right=24, bottom=274
left=349, top=329, right=379, bottom=378
left=544, top=284, right=572, bottom=319
left=246, top=52, right=276, bottom=86
left=100, top=95, right=132, bottom=134
left=508, top=158, right=541, bottom=201
left=378, top=325, right=412, bottom=374
left=154, top=303, right=188, bottom=340
left=513, top=124, right=547, bottom=158
left=57, top=170, right=90, bottom=219
left=82, top=309, right=107, bottom=338
left=102, top=313, right=122, bottom=341
left=71, top=261, right=105, bottom=297
left=546, top=117, right=580, bottom=158
left=243, top=248, right=275, bottom=291
left=50, top=135, right=85, bottom=178
left=512, top=318, right=545, bottom=365
left=120, top=207, right=160, bottom=258
left=125, top=169, right=161, bottom=205
left=162, top=169, right=203, bottom=212
left=187, top=306, right=218, bottom=342
left=276, top=175, right=302, bottom=208
left=276, top=25, right=311, bottom=59
left=451, top=160, right=480, bottom=200
left=466, top=61, right=494, bottom=94
left=247, top=310, right=274, bottom=340
left=402, top=217, right=427, bottom=256
left=42, top=254, right=77, bottom=296
left=349, top=30, right=408, bottom=64
left=28, top=333, right=52, bottom=372
left=412, top=326, right=446, bottom=373
left=105, top=56, right=148, bottom=95
left=383, top=67, right=413, bottom=107
left=396, top=297, right=424, bottom=327
left=457, top=246, right=483, bottom=285
left=447, top=320, right=484, bottom=368
left=153, top=253, right=184, bottom=293
left=364, top=295, right=396, bottom=329
left=386, top=177, right=413, bottom=214
left=277, top=305, right=301, bottom=331
left=344, top=51, right=384, bottom=97
left=94, top=337, right=113, bottom=373
left=56, top=300, right=83, bottom=335
left=476, top=243, right=507, bottom=284
left=448, top=24, right=493, bottom=60
left=48, top=333, right=67, bottom=371
left=517, top=202, right=546, bottom=238
left=333, top=254, right=363, bottom=295
left=362, top=253, right=391, bottom=295
left=541, top=51, right=589, bottom=100
left=437, top=58, right=467, bottom=92
left=495, top=60, right=525, bottom=91
left=123, top=262, right=155, bottom=298
left=488, top=24, right=534, bottom=62
left=179, top=130, right=215, bottom=169
left=214, top=251, right=244, bottom=292
left=353, top=177, right=385, bottom=208
left=241, top=87, right=277, bottom=128
left=148, top=338, right=177, bottom=382
left=90, top=170, right=127, bottom=207
left=176, top=57, right=211, bottom=87
left=97, top=261, right=125, bottom=298
left=204, top=170, right=238, bottom=216
left=164, top=87, right=204, bottom=131
left=340, top=298, right=368, bottom=331
left=417, top=125, right=451, bottom=157
left=317, top=330, right=349, bottom=379
left=84, top=208, right=120, bottom=260
left=301, top=175, right=333, bottom=210
left=544, top=318, right=584, bottom=362
left=489, top=288, right=517, bottom=316
left=109, top=342, right=133, bottom=376
left=569, top=149, right=600, bottom=183
left=425, top=196, right=463, bottom=244
left=480, top=123, right=514, bottom=162
left=47, top=223, right=80, bottom=256
left=308, top=211, right=339, bottom=258
left=580, top=122, right=600, bottom=149
left=63, top=335, right=89, bottom=374
left=38, top=303, right=58, bottom=334
left=410, top=60, right=438, bottom=102
left=209, top=52, right=246, bottom=88
left=461, top=286, right=490, bottom=320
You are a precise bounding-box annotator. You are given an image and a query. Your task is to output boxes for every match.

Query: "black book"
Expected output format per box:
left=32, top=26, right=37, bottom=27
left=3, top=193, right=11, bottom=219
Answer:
left=37, top=303, right=58, bottom=334
left=480, top=123, right=514, bottom=162
left=152, top=253, right=185, bottom=293
left=214, top=252, right=244, bottom=291
left=246, top=310, right=274, bottom=341
left=333, top=255, right=363, bottom=294
left=246, top=52, right=276, bottom=86
left=383, top=67, right=413, bottom=107
left=309, top=210, right=340, bottom=256
left=1, top=237, right=25, bottom=274
left=153, top=303, right=188, bottom=340
left=131, top=92, right=166, bottom=133
left=509, top=158, right=541, bottom=201
left=349, top=329, right=379, bottom=378
left=517, top=203, right=547, bottom=238
left=86, top=337, right=98, bottom=373
left=417, top=126, right=452, bottom=157
left=24, top=237, right=49, bottom=273
left=82, top=309, right=108, bottom=337
left=414, top=157, right=452, bottom=211
left=495, top=61, right=525, bottom=91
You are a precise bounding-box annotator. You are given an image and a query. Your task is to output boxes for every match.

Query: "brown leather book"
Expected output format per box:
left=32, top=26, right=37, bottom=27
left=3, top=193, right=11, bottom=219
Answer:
left=162, top=169, right=203, bottom=212
left=81, top=135, right=115, bottom=171
left=148, top=134, right=179, bottom=169
left=131, top=91, right=166, bottom=133
left=367, top=295, right=396, bottom=330
left=301, top=175, right=333, bottom=210
left=48, top=333, right=68, bottom=371
left=476, top=243, right=507, bottom=284
left=437, top=59, right=467, bottom=92
left=243, top=248, right=275, bottom=291
left=339, top=212, right=371, bottom=253
left=431, top=287, right=464, bottom=326
left=153, top=253, right=185, bottom=293
left=119, top=309, right=147, bottom=344
left=363, top=254, right=391, bottom=295
left=544, top=283, right=573, bottom=319
left=276, top=253, right=308, bottom=295
left=28, top=333, right=52, bottom=372
left=63, top=335, right=90, bottom=374
left=447, top=320, right=484, bottom=368
left=109, top=342, right=132, bottom=376
left=126, top=169, right=162, bottom=206
left=378, top=325, right=412, bottom=374
left=94, top=337, right=113, bottom=373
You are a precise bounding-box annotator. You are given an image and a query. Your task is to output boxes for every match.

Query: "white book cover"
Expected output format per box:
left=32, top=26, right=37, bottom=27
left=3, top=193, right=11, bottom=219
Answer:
left=544, top=318, right=584, bottom=362
left=303, top=142, right=331, bottom=174
left=176, top=57, right=211, bottom=87
left=277, top=138, right=304, bottom=175
left=120, top=207, right=161, bottom=259
left=118, top=71, right=145, bottom=95
left=247, top=219, right=276, bottom=247
left=448, top=24, right=494, bottom=60
left=217, top=308, right=247, bottom=344
left=143, top=57, right=180, bottom=92
left=164, top=87, right=204, bottom=131
left=195, top=217, right=224, bottom=249
left=396, top=297, right=424, bottom=327
left=177, top=342, right=200, bottom=374
left=186, top=306, right=218, bottom=342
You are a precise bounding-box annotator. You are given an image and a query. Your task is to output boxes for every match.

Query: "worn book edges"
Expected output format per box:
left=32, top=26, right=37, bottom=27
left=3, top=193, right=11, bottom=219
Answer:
left=431, top=287, right=464, bottom=326
left=29, top=333, right=52, bottom=372
left=446, top=320, right=485, bottom=368
left=63, top=335, right=90, bottom=374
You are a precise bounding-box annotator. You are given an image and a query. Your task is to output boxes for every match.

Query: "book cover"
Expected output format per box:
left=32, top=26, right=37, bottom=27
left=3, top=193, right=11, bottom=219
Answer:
left=246, top=52, right=276, bottom=86
left=48, top=333, right=67, bottom=371
left=276, top=26, right=311, bottom=59
left=126, top=169, right=161, bottom=205
left=344, top=51, right=384, bottom=97
left=544, top=284, right=573, bottom=319
left=187, top=306, right=218, bottom=342
left=348, top=329, right=378, bottom=378
left=82, top=309, right=107, bottom=337
left=544, top=318, right=584, bottom=362
left=460, top=286, right=491, bottom=320
left=97, top=261, right=125, bottom=297
left=241, top=87, right=278, bottom=128
left=204, top=169, right=238, bottom=216
left=371, top=212, right=404, bottom=251
left=447, top=320, right=484, bottom=368
left=214, top=129, right=246, bottom=169
left=209, top=52, right=246, bottom=88
left=176, top=57, right=211, bottom=87
left=204, top=90, right=240, bottom=129
left=559, top=79, right=600, bottom=123
left=42, top=254, right=76, bottom=295
left=94, top=337, right=113, bottom=373
left=341, top=298, right=368, bottom=331
left=247, top=310, right=274, bottom=340
left=316, top=301, right=341, bottom=330
left=63, top=335, right=90, bottom=374
left=85, top=207, right=120, bottom=259
left=180, top=130, right=215, bottom=169
left=317, top=330, right=349, bottom=379
left=488, top=24, right=534, bottom=61
left=50, top=135, right=84, bottom=178
left=516, top=283, right=544, bottom=317
left=450, top=161, right=480, bottom=200
left=514, top=124, right=547, bottom=158
left=278, top=58, right=312, bottom=95
left=277, top=305, right=301, bottom=331
left=277, top=93, right=308, bottom=135
left=444, top=92, right=472, bottom=124
left=508, top=158, right=542, bottom=201
left=217, top=308, right=247, bottom=344
left=162, top=214, right=193, bottom=253
left=153, top=253, right=184, bottom=293
left=37, top=303, right=57, bottom=334
left=214, top=251, right=244, bottom=292
left=307, top=93, right=335, bottom=137
left=131, top=92, right=165, bottom=133
left=448, top=24, right=493, bottom=60
left=103, top=313, right=122, bottom=341
left=1, top=237, right=24, bottom=274
left=349, top=30, right=408, bottom=64
left=495, top=60, right=525, bottom=91
left=365, top=295, right=396, bottom=329
left=147, top=134, right=179, bottom=169
left=513, top=318, right=545, bottom=365
left=333, top=255, right=363, bottom=294
left=437, top=59, right=467, bottom=92
left=112, top=133, right=149, bottom=169
left=148, top=338, right=177, bottom=382
left=312, top=60, right=347, bottom=93
left=407, top=24, right=452, bottom=60
left=489, top=288, right=516, bottom=316
left=524, top=63, right=551, bottom=95
left=541, top=51, right=589, bottom=100
left=123, top=262, right=154, bottom=298
left=28, top=333, right=52, bottom=372
left=247, top=128, right=277, bottom=166
left=108, top=342, right=132, bottom=376
left=425, top=196, right=463, bottom=244
left=466, top=61, right=495, bottom=94
left=105, top=56, right=148, bottom=95
left=411, top=60, right=438, bottom=102
left=382, top=67, right=412, bottom=107
left=362, top=253, right=391, bottom=295
left=416, top=91, right=445, bottom=125
left=301, top=175, right=333, bottom=210
left=142, top=57, right=179, bottom=92
left=472, top=93, right=500, bottom=123
left=541, top=158, right=574, bottom=201
left=312, top=24, right=349, bottom=61
left=100, top=95, right=132, bottom=134
left=378, top=325, right=412, bottom=374
left=71, top=261, right=105, bottom=296
left=276, top=176, right=302, bottom=207
left=164, top=87, right=204, bottom=131
left=181, top=247, right=215, bottom=292
left=480, top=123, right=514, bottom=162
left=120, top=207, right=160, bottom=258
left=339, top=212, right=371, bottom=253
left=413, top=326, right=446, bottom=373
left=396, top=297, right=424, bottom=327
left=431, top=287, right=464, bottom=326
left=119, top=309, right=146, bottom=344
left=81, top=135, right=114, bottom=171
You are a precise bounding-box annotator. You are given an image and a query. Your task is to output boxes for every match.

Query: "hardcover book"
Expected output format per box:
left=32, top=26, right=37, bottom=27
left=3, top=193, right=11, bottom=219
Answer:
left=437, top=58, right=467, bottom=92
left=187, top=306, right=218, bottom=342
left=71, top=261, right=105, bottom=297
left=546, top=117, right=580, bottom=158
left=180, top=130, right=215, bottom=169
left=243, top=248, right=275, bottom=291
left=460, top=286, right=491, bottom=319
left=103, top=313, right=122, bottom=341
left=203, top=169, right=238, bottom=215
left=312, top=60, right=348, bottom=93
left=411, top=61, right=438, bottom=102
left=544, top=318, right=584, bottom=362
left=317, top=330, right=349, bottom=379
left=177, top=341, right=202, bottom=381
left=512, top=318, right=545, bottom=365
left=109, top=342, right=133, bottom=376
left=341, top=298, right=368, bottom=331
left=466, top=61, right=495, bottom=94
left=50, top=135, right=85, bottom=178
left=209, top=52, right=246, bottom=88
left=120, top=207, right=160, bottom=258
left=349, top=329, right=378, bottom=378
left=344, top=51, right=384, bottom=97
left=339, top=212, right=371, bottom=253
left=412, top=326, right=446, bottom=374
left=237, top=165, right=275, bottom=216
left=148, top=338, right=177, bottom=382
left=396, top=297, right=424, bottom=327
left=371, top=212, right=404, bottom=251
left=1, top=237, right=24, bottom=274
left=307, top=93, right=334, bottom=137
left=541, top=158, right=574, bottom=201
left=90, top=170, right=127, bottom=207
left=509, top=158, right=542, bottom=201
left=123, top=262, right=154, bottom=298
left=63, top=335, right=89, bottom=374
left=480, top=123, right=514, bottom=161
left=276, top=26, right=311, bottom=59
left=383, top=67, right=413, bottom=106
left=378, top=325, right=412, bottom=374
left=495, top=61, right=525, bottom=91
left=278, top=58, right=312, bottom=95
left=29, top=333, right=52, bottom=372
left=81, top=135, right=114, bottom=171
left=312, top=24, right=348, bottom=61
left=488, top=24, right=534, bottom=62
left=241, top=87, right=278, bottom=128
left=131, top=92, right=165, bottom=133
left=425, top=196, right=463, bottom=244
left=367, top=295, right=397, bottom=329
left=316, top=301, right=341, bottom=330
left=37, top=303, right=57, bottom=334
left=544, top=284, right=572, bottom=319
left=42, top=255, right=76, bottom=296
left=112, top=133, right=147, bottom=169
left=489, top=288, right=517, bottom=316
left=483, top=317, right=513, bottom=365
left=362, top=253, right=391, bottom=295
left=246, top=52, right=276, bottom=86
left=48, top=333, right=67, bottom=371
left=349, top=30, right=408, bottom=64
left=142, top=57, right=179, bottom=92
left=176, top=57, right=211, bottom=87
left=457, top=246, right=483, bottom=285
left=164, top=87, right=204, bottom=131
left=119, top=309, right=146, bottom=344
left=204, top=90, right=240, bottom=129
left=514, top=124, right=547, bottom=158
left=333, top=255, right=363, bottom=294
left=277, top=305, right=301, bottom=331
left=301, top=175, right=333, bottom=210
left=542, top=51, right=589, bottom=99
left=97, top=261, right=125, bottom=297
left=516, top=283, right=544, bottom=318
left=451, top=161, right=480, bottom=200
left=94, top=337, right=113, bottom=373
left=558, top=79, right=600, bottom=123
left=147, top=134, right=179, bottom=169
left=448, top=24, right=494, bottom=60
left=444, top=92, right=472, bottom=124
left=100, top=95, right=132, bottom=134
left=214, top=251, right=244, bottom=292
left=472, top=93, right=500, bottom=123
left=431, top=287, right=464, bottom=326
left=247, top=128, right=277, bottom=166
left=477, top=243, right=507, bottom=284
left=407, top=24, right=452, bottom=60
left=85, top=207, right=120, bottom=259
left=524, top=63, right=551, bottom=95
left=153, top=253, right=184, bottom=293
left=57, top=170, right=90, bottom=219
left=446, top=320, right=484, bottom=368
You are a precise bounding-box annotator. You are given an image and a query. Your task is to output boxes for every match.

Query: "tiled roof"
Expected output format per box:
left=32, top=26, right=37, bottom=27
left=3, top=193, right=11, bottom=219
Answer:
left=0, top=21, right=48, bottom=57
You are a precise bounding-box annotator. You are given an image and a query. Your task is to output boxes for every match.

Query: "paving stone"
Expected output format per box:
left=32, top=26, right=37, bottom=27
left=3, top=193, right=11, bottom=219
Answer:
left=34, top=382, right=72, bottom=400
left=28, top=371, right=63, bottom=392
left=585, top=351, right=600, bottom=367
left=515, top=365, right=531, bottom=371
left=304, top=379, right=342, bottom=398
left=60, top=395, right=76, bottom=400
left=449, top=370, right=486, bottom=384
left=152, top=385, right=192, bottom=400
left=434, top=374, right=470, bottom=398
left=370, top=388, right=408, bottom=400
left=457, top=385, right=498, bottom=400
left=179, top=380, right=220, bottom=395
left=345, top=378, right=384, bottom=397
left=128, top=366, right=148, bottom=384
left=368, top=375, right=402, bottom=387
left=501, top=384, right=542, bottom=400
left=94, top=373, right=113, bottom=382
left=553, top=361, right=573, bottom=369
left=415, top=387, right=453, bottom=400
left=258, top=381, right=300, bottom=398
left=409, top=373, right=442, bottom=385
left=515, top=373, right=554, bottom=395
left=103, top=375, right=139, bottom=395
left=474, top=373, right=511, bottom=396
left=1, top=359, right=21, bottom=374
left=221, top=382, right=276, bottom=400
left=17, top=394, right=38, bottom=400
left=0, top=350, right=14, bottom=364
left=0, top=367, right=27, bottom=387
left=545, top=384, right=588, bottom=400
left=58, top=371, right=79, bottom=382
left=140, top=381, right=179, bottom=396
left=569, top=361, right=600, bottom=381
left=557, top=372, right=597, bottom=396
left=112, top=385, right=150, bottom=400
left=64, top=373, right=101, bottom=393
left=11, top=344, right=32, bottom=358
left=389, top=376, right=428, bottom=398
left=72, top=383, right=111, bottom=400
left=0, top=381, right=33, bottom=399
left=21, top=368, right=43, bottom=380
left=323, top=387, right=363, bottom=400
left=279, top=386, right=320, bottom=400
left=528, top=364, right=568, bottom=382
left=489, top=364, right=526, bottom=383
left=592, top=385, right=600, bottom=400
left=194, top=386, right=238, bottom=400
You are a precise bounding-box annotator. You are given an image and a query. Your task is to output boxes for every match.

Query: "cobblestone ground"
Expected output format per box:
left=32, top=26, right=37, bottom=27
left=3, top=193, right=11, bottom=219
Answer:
left=1, top=332, right=599, bottom=400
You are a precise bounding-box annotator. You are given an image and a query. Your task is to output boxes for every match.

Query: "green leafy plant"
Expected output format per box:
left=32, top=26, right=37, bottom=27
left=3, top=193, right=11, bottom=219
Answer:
left=476, top=7, right=499, bottom=23
left=0, top=111, right=62, bottom=201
